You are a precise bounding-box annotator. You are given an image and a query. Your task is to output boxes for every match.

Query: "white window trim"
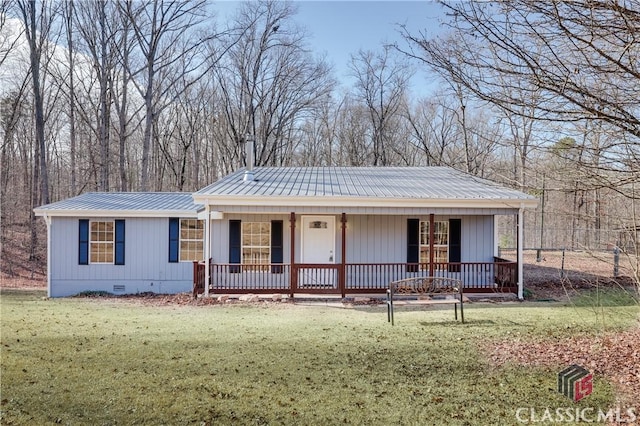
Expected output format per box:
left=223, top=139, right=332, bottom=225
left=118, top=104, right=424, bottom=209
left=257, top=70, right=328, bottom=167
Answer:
left=241, top=222, right=271, bottom=268
left=179, top=219, right=204, bottom=262
left=89, top=219, right=114, bottom=265
left=419, top=220, right=449, bottom=270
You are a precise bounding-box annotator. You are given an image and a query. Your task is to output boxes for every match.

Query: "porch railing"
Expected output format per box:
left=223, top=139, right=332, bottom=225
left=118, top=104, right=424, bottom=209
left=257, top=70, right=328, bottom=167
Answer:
left=193, top=260, right=518, bottom=296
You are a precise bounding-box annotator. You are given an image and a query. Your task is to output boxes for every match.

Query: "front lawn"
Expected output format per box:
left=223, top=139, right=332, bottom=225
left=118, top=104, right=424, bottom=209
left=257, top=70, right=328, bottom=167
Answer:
left=1, top=290, right=638, bottom=425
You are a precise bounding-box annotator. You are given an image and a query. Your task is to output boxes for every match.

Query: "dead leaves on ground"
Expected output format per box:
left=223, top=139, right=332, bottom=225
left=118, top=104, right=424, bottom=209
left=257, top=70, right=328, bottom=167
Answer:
left=481, top=325, right=640, bottom=407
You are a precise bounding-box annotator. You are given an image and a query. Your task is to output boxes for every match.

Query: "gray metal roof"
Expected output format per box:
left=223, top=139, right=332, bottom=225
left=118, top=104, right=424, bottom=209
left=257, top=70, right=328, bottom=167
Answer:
left=195, top=167, right=537, bottom=202
left=34, top=192, right=202, bottom=217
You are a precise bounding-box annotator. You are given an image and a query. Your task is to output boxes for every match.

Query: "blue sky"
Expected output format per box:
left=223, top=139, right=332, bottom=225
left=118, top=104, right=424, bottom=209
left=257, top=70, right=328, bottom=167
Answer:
left=215, top=1, right=447, bottom=94
left=295, top=1, right=443, bottom=80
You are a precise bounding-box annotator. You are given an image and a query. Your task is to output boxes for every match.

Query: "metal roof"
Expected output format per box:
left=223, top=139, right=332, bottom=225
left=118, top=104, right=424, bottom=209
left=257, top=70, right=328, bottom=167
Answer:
left=34, top=167, right=538, bottom=217
left=34, top=192, right=203, bottom=217
left=194, top=167, right=537, bottom=206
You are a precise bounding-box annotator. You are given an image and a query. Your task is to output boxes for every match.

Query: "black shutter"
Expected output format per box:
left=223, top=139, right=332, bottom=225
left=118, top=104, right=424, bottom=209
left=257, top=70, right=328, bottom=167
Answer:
left=271, top=220, right=283, bottom=273
left=229, top=220, right=241, bottom=273
left=114, top=220, right=125, bottom=265
left=406, top=218, right=419, bottom=272
left=79, top=219, right=89, bottom=265
left=168, top=218, right=179, bottom=262
left=448, top=218, right=461, bottom=272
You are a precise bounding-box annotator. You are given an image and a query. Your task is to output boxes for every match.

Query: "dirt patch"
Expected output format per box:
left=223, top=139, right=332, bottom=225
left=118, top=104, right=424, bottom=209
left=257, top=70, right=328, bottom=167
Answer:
left=0, top=275, right=46, bottom=290
left=501, top=250, right=637, bottom=301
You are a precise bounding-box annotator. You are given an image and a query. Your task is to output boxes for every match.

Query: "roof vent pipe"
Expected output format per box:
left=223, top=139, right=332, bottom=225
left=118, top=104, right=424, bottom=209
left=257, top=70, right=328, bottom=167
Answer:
left=243, top=134, right=255, bottom=182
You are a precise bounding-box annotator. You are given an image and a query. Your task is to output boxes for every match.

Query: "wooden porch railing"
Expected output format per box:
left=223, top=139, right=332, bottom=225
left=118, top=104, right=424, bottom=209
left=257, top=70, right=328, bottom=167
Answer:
left=193, top=260, right=518, bottom=297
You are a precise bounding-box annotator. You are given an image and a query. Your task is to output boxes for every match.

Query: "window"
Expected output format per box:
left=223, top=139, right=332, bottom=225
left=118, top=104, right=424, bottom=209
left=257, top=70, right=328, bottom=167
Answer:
left=180, top=219, right=204, bottom=262
left=80, top=219, right=124, bottom=265
left=419, top=220, right=449, bottom=268
left=241, top=222, right=271, bottom=270
left=90, top=221, right=114, bottom=264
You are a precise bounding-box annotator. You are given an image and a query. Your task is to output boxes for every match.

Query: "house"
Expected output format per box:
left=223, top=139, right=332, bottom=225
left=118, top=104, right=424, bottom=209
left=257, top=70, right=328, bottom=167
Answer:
left=33, top=192, right=203, bottom=297
left=35, top=166, right=538, bottom=299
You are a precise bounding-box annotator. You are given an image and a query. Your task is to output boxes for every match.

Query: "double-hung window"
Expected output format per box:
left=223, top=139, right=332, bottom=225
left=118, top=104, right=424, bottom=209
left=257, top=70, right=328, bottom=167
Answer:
left=168, top=218, right=204, bottom=262
left=241, top=222, right=271, bottom=271
left=180, top=219, right=204, bottom=262
left=90, top=221, right=114, bottom=263
left=79, top=219, right=124, bottom=265
left=419, top=220, right=449, bottom=268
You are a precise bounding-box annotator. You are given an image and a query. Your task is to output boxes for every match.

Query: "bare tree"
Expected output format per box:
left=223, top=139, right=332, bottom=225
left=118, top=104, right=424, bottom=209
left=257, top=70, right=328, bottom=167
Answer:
left=73, top=0, right=117, bottom=191
left=60, top=0, right=77, bottom=194
left=213, top=0, right=334, bottom=170
left=120, top=0, right=220, bottom=191
left=349, top=45, right=412, bottom=166
left=15, top=0, right=58, bottom=260
left=1, top=0, right=22, bottom=68
left=334, top=94, right=371, bottom=166
left=403, top=1, right=640, bottom=138
left=109, top=4, right=139, bottom=192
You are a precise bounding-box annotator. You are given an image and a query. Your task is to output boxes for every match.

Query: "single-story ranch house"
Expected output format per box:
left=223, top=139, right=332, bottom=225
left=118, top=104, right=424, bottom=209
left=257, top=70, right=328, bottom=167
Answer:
left=34, top=166, right=538, bottom=299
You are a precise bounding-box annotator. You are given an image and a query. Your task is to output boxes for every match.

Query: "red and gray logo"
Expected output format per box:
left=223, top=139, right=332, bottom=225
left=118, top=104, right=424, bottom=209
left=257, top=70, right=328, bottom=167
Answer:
left=558, top=365, right=593, bottom=401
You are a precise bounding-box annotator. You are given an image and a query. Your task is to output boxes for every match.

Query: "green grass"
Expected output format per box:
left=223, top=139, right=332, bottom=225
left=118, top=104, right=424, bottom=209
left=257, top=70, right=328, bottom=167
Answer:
left=569, top=286, right=639, bottom=307
left=1, top=290, right=638, bottom=425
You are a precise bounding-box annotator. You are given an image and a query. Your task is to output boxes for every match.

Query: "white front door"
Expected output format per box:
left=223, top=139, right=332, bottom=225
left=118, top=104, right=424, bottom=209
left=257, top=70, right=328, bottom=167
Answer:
left=300, top=216, right=336, bottom=287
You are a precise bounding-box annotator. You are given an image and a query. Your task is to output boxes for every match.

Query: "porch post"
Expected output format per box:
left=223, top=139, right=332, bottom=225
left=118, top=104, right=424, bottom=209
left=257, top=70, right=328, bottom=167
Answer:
left=290, top=212, right=296, bottom=297
left=44, top=213, right=52, bottom=298
left=429, top=213, right=435, bottom=276
left=204, top=204, right=211, bottom=297
left=340, top=213, right=347, bottom=298
left=517, top=205, right=524, bottom=300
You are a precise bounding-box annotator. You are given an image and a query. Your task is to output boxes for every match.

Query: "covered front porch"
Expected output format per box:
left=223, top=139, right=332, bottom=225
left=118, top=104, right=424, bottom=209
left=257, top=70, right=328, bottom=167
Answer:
left=191, top=167, right=535, bottom=299
left=193, top=257, right=518, bottom=297
left=193, top=211, right=522, bottom=297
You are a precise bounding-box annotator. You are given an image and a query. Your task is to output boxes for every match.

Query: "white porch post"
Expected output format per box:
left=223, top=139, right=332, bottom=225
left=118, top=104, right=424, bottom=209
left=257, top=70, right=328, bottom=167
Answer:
left=204, top=204, right=211, bottom=297
left=494, top=215, right=499, bottom=257
left=517, top=205, right=524, bottom=300
left=44, top=214, right=52, bottom=298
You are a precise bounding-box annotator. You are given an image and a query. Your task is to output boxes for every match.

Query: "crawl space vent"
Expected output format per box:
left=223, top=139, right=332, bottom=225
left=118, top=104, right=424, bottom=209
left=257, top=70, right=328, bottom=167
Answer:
left=113, top=285, right=125, bottom=293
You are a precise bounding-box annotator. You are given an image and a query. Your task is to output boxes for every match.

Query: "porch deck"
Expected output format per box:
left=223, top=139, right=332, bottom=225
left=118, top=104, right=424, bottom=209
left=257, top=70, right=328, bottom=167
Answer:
left=193, top=257, right=517, bottom=297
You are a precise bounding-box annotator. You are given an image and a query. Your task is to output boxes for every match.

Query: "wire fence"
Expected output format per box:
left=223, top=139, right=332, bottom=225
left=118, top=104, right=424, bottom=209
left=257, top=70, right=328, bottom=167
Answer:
left=497, top=226, right=638, bottom=254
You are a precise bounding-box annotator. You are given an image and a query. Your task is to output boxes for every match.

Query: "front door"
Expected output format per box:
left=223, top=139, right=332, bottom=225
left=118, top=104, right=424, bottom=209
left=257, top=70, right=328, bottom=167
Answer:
left=300, top=216, right=336, bottom=287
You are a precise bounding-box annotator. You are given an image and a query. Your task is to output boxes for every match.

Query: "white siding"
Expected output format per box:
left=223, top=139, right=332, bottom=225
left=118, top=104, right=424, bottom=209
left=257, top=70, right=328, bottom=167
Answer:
left=209, top=213, right=292, bottom=263
left=209, top=214, right=495, bottom=264
left=461, top=216, right=494, bottom=262
left=345, top=215, right=493, bottom=263
left=48, top=213, right=497, bottom=297
left=49, top=217, right=194, bottom=297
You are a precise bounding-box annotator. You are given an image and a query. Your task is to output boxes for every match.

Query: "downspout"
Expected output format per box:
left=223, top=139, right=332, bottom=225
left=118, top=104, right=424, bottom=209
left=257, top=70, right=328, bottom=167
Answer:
left=43, top=213, right=52, bottom=298
left=517, top=205, right=524, bottom=300
left=204, top=204, right=211, bottom=297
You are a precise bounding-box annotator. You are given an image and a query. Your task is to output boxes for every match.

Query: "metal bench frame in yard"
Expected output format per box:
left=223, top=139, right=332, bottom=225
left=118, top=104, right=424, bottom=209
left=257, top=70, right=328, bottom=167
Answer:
left=387, top=277, right=466, bottom=325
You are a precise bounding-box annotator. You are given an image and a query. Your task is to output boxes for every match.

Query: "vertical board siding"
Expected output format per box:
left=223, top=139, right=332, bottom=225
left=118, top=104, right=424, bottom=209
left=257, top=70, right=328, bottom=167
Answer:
left=461, top=216, right=494, bottom=262
left=345, top=215, right=494, bottom=264
left=210, top=214, right=292, bottom=263
left=348, top=216, right=407, bottom=263
left=50, top=217, right=194, bottom=297
left=49, top=213, right=497, bottom=297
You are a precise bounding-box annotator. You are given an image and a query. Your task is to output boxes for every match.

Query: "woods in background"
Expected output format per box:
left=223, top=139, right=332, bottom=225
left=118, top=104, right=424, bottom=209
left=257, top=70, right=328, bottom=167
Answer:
left=0, top=0, right=638, bottom=284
